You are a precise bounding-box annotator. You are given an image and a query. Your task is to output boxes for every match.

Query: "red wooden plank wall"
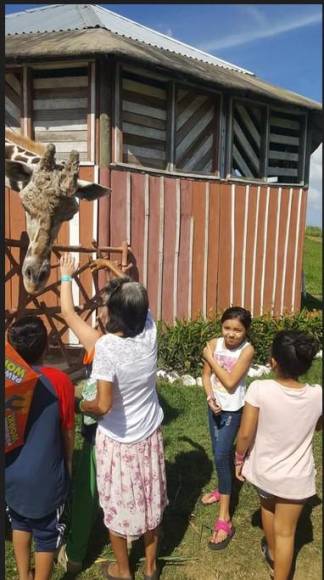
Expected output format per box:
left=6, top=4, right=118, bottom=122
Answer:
left=109, top=169, right=308, bottom=321
left=5, top=166, right=308, bottom=323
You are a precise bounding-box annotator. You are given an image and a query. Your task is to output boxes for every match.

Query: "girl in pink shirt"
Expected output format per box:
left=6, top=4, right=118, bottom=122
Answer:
left=235, top=330, right=322, bottom=580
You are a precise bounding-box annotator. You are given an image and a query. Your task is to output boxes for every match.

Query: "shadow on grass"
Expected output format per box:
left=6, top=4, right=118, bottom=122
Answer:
left=301, top=292, right=323, bottom=311
left=251, top=494, right=322, bottom=579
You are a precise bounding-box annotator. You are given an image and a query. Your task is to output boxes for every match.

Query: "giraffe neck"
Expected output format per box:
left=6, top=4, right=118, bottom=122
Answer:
left=5, top=141, right=40, bottom=165
left=5, top=128, right=46, bottom=157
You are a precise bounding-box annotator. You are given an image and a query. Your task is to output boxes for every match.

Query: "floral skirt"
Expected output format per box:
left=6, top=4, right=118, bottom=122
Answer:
left=95, top=426, right=168, bottom=540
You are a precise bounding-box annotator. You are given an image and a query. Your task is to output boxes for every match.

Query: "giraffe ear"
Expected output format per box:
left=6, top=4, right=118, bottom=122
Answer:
left=5, top=160, right=33, bottom=191
left=74, top=180, right=111, bottom=201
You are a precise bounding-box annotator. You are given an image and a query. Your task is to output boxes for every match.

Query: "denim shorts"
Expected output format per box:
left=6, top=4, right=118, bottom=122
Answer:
left=6, top=504, right=65, bottom=552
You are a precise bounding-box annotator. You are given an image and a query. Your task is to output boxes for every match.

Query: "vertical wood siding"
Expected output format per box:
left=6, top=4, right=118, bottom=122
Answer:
left=5, top=167, right=308, bottom=322
left=107, top=169, right=308, bottom=321
left=5, top=70, right=23, bottom=133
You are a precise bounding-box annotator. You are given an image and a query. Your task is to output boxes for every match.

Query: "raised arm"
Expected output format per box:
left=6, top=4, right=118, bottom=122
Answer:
left=203, top=342, right=254, bottom=391
left=60, top=253, right=101, bottom=353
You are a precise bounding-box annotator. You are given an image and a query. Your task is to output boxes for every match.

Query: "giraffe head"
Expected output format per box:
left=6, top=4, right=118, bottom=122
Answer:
left=5, top=130, right=111, bottom=295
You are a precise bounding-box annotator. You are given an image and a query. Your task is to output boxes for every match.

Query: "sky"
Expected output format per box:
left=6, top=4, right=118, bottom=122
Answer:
left=5, top=3, right=322, bottom=226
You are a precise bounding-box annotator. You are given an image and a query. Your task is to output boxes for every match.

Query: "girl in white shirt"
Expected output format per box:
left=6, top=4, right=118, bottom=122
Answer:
left=79, top=277, right=167, bottom=580
left=201, top=307, right=255, bottom=550
left=235, top=330, right=322, bottom=580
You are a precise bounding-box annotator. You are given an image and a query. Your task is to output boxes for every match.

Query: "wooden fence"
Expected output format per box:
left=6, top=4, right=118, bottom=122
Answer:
left=5, top=235, right=130, bottom=369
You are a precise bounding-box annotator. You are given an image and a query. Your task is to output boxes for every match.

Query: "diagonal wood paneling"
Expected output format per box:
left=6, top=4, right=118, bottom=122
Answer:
left=232, top=101, right=264, bottom=179
left=175, top=88, right=218, bottom=174
left=5, top=70, right=23, bottom=134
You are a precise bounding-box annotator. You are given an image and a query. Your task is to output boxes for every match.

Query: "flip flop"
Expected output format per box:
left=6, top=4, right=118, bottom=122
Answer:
left=201, top=489, right=221, bottom=505
left=100, top=562, right=132, bottom=580
left=208, top=519, right=235, bottom=550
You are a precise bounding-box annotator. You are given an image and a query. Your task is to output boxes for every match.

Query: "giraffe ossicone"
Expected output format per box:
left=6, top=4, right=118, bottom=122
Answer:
left=5, top=129, right=111, bottom=295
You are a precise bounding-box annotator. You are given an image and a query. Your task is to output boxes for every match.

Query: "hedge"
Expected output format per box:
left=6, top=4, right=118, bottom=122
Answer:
left=157, top=310, right=322, bottom=378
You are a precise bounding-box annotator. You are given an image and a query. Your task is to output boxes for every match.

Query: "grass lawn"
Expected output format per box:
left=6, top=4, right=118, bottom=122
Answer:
left=303, top=234, right=322, bottom=299
left=5, top=360, right=322, bottom=579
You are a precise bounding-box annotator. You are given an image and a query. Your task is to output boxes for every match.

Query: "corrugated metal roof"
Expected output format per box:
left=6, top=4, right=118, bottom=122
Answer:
left=5, top=3, right=254, bottom=75
left=5, top=28, right=321, bottom=113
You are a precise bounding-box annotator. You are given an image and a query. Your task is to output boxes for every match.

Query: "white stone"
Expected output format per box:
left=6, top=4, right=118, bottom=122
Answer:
left=181, top=374, right=197, bottom=386
left=166, top=371, right=181, bottom=384
left=248, top=364, right=271, bottom=378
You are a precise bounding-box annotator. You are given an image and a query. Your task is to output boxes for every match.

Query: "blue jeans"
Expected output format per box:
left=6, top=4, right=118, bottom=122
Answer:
left=208, top=407, right=242, bottom=495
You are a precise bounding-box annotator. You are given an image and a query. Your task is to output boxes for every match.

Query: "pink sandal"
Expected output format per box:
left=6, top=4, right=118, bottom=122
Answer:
left=208, top=519, right=235, bottom=550
left=201, top=489, right=221, bottom=505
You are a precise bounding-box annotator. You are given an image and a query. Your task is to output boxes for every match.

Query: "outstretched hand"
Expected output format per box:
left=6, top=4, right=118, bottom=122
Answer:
left=60, top=252, right=79, bottom=278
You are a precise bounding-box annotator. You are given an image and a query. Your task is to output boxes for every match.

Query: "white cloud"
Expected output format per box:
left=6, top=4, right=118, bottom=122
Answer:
left=307, top=144, right=322, bottom=227
left=198, top=10, right=322, bottom=52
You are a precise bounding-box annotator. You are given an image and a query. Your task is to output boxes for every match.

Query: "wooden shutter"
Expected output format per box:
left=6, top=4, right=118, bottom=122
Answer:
left=267, top=110, right=306, bottom=183
left=231, top=100, right=265, bottom=179
left=175, top=87, right=218, bottom=174
left=121, top=71, right=168, bottom=169
left=32, top=66, right=89, bottom=161
left=5, top=70, right=23, bottom=134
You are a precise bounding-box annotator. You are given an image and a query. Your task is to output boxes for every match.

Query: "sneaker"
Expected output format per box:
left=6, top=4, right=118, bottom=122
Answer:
left=57, top=544, right=82, bottom=575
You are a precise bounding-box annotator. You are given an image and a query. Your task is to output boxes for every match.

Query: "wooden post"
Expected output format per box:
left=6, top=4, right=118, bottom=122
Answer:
left=98, top=56, right=113, bottom=288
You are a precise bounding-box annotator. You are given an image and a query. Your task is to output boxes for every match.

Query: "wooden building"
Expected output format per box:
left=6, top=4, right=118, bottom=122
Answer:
left=5, top=5, right=322, bottom=322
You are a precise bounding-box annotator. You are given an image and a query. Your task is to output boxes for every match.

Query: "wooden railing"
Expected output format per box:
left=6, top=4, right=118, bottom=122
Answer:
left=5, top=235, right=131, bottom=369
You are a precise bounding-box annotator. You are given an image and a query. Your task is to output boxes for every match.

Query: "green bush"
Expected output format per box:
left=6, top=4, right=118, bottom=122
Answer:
left=305, top=226, right=322, bottom=237
left=157, top=310, right=322, bottom=377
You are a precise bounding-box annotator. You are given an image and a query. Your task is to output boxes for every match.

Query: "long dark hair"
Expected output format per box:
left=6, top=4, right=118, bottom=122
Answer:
left=104, top=277, right=149, bottom=338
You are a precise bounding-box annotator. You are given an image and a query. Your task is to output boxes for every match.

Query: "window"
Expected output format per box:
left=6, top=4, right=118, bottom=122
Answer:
left=175, top=86, right=219, bottom=174
left=5, top=69, right=23, bottom=134
left=230, top=100, right=266, bottom=179
left=121, top=71, right=168, bottom=170
left=229, top=99, right=307, bottom=184
left=267, top=109, right=306, bottom=184
left=32, top=66, right=90, bottom=162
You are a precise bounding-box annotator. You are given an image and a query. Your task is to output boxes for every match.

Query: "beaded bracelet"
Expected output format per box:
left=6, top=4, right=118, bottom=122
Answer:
left=78, top=399, right=84, bottom=413
left=61, top=275, right=73, bottom=282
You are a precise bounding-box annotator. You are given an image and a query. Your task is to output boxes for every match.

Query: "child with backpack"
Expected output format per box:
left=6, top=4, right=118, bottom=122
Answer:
left=5, top=316, right=75, bottom=580
left=235, top=330, right=322, bottom=579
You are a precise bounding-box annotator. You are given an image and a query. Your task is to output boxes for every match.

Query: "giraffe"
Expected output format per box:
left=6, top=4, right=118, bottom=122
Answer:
left=5, top=129, right=111, bottom=295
